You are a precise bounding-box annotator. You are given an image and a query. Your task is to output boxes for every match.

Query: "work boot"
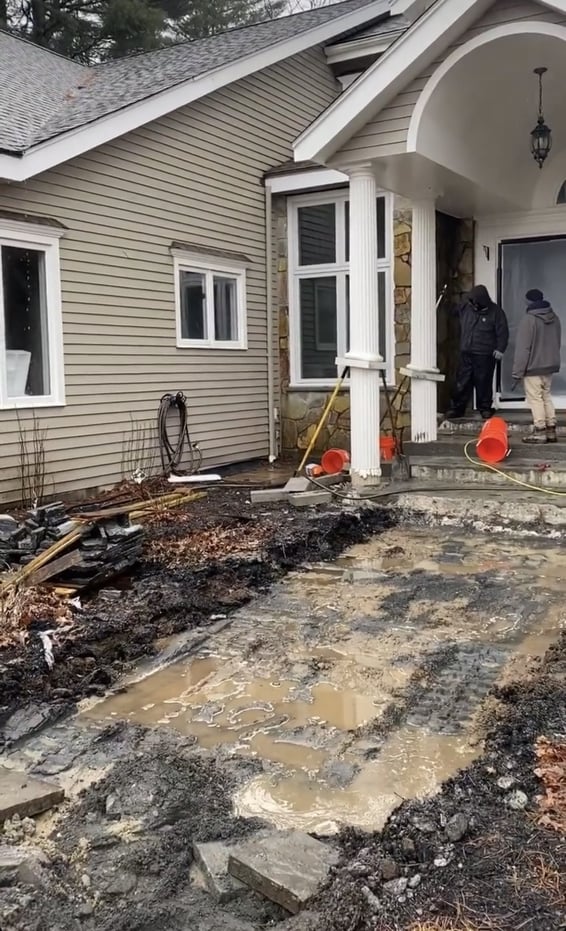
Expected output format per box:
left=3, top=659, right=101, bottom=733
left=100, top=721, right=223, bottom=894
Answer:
left=546, top=425, right=558, bottom=443
left=445, top=409, right=465, bottom=421
left=480, top=410, right=493, bottom=421
left=522, top=428, right=547, bottom=444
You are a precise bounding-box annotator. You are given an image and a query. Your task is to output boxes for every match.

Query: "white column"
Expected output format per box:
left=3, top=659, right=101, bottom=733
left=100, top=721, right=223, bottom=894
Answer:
left=407, top=197, right=441, bottom=442
left=338, top=164, right=384, bottom=486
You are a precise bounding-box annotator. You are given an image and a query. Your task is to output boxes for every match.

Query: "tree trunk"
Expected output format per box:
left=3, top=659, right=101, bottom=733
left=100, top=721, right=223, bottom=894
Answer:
left=31, top=0, right=48, bottom=45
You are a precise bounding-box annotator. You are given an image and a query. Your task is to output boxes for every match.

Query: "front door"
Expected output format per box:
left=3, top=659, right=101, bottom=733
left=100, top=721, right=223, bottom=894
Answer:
left=498, top=236, right=566, bottom=407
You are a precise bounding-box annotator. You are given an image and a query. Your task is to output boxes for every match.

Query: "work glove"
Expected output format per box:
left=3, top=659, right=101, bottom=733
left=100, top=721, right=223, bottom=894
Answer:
left=493, top=350, right=504, bottom=361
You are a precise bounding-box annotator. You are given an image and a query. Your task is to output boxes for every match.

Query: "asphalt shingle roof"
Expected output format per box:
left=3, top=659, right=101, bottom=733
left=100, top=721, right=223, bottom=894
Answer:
left=0, top=0, right=392, bottom=154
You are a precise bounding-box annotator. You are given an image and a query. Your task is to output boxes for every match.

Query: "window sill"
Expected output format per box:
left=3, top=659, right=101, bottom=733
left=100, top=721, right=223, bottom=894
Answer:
left=177, top=340, right=247, bottom=350
left=1, top=397, right=65, bottom=410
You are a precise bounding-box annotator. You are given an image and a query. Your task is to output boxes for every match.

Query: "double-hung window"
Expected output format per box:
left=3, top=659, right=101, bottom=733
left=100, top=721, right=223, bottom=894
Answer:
left=173, top=250, right=247, bottom=350
left=0, top=221, right=65, bottom=408
left=288, top=190, right=393, bottom=387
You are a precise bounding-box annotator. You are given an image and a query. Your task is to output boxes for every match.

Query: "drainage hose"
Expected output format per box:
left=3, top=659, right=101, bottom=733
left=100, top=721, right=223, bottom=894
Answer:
left=157, top=392, right=203, bottom=476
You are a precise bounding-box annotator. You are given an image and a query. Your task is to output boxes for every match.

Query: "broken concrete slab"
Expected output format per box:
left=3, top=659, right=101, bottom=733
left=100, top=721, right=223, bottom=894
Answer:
left=193, top=841, right=247, bottom=903
left=250, top=488, right=289, bottom=505
left=283, top=476, right=310, bottom=494
left=0, top=767, right=64, bottom=822
left=228, top=830, right=339, bottom=914
left=289, top=491, right=332, bottom=508
left=0, top=845, right=48, bottom=887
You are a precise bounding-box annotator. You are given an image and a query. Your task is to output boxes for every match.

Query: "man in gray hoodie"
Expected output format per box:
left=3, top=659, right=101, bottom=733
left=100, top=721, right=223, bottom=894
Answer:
left=512, top=289, right=562, bottom=444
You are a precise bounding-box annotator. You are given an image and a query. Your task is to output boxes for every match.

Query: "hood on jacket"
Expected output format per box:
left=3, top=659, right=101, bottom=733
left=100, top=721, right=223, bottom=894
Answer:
left=468, top=285, right=491, bottom=310
left=528, top=306, right=557, bottom=324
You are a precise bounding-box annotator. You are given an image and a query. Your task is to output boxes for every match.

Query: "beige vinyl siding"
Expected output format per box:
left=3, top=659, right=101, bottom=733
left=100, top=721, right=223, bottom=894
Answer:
left=0, top=46, right=339, bottom=503
left=338, top=0, right=565, bottom=161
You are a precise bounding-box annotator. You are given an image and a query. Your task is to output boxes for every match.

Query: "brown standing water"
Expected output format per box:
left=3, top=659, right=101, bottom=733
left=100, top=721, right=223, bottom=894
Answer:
left=83, top=527, right=565, bottom=834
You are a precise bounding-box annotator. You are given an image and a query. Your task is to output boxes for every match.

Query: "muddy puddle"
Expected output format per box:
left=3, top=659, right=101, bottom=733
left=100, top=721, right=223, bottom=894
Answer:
left=83, top=528, right=565, bottom=834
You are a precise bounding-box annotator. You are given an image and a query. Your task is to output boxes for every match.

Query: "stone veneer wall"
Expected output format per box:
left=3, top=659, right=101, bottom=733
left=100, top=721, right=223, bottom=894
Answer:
left=277, top=193, right=413, bottom=455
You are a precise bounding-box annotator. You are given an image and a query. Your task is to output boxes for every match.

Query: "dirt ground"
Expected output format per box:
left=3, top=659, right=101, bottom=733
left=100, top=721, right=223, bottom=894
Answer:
left=0, top=488, right=392, bottom=747
left=0, top=485, right=565, bottom=931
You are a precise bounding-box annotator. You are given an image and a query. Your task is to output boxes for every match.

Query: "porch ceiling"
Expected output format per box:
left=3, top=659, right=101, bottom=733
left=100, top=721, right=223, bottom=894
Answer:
left=409, top=31, right=566, bottom=214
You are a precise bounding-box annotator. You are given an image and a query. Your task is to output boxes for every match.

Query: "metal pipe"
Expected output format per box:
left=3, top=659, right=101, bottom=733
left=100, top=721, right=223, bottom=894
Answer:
left=264, top=182, right=277, bottom=462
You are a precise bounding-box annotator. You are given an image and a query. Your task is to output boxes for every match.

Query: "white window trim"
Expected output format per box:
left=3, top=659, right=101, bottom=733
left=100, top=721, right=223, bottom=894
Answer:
left=0, top=222, right=65, bottom=410
left=173, top=250, right=248, bottom=350
left=287, top=189, right=394, bottom=389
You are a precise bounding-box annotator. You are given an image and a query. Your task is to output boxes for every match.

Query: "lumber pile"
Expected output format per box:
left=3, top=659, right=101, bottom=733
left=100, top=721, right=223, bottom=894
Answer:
left=0, top=490, right=203, bottom=594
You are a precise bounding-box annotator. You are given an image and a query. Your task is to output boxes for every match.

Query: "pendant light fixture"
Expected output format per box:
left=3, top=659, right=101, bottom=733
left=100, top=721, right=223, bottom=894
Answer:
left=531, top=67, right=552, bottom=169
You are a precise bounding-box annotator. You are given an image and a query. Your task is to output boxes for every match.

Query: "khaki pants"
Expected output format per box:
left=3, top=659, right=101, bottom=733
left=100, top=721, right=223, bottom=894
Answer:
left=523, top=375, right=556, bottom=429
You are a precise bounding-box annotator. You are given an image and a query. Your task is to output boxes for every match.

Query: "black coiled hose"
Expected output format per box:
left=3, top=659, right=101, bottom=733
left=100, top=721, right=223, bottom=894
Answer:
left=157, top=392, right=202, bottom=475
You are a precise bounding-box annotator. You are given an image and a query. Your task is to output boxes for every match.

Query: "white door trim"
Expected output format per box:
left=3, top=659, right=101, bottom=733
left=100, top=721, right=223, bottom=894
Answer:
left=476, top=207, right=566, bottom=409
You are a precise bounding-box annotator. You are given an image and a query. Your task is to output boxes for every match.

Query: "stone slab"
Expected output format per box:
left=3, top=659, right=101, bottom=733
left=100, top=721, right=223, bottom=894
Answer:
left=0, top=767, right=64, bottom=822
left=289, top=491, right=332, bottom=508
left=193, top=841, right=247, bottom=903
left=228, top=830, right=339, bottom=914
left=0, top=845, right=48, bottom=887
left=250, top=488, right=289, bottom=505
left=283, top=476, right=310, bottom=494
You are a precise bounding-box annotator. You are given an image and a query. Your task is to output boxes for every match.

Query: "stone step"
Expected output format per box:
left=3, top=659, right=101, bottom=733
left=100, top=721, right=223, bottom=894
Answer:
left=406, top=438, right=566, bottom=461
left=439, top=415, right=566, bottom=437
left=411, top=456, right=566, bottom=488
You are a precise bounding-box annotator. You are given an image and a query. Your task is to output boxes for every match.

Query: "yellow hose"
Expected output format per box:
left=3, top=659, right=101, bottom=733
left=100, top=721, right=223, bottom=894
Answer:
left=463, top=440, right=566, bottom=497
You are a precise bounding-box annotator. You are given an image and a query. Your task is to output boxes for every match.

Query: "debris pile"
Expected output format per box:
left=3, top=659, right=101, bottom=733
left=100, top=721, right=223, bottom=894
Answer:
left=0, top=504, right=143, bottom=591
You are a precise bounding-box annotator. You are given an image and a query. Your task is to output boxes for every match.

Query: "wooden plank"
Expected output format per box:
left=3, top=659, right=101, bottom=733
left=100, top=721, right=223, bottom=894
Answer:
left=27, top=549, right=85, bottom=585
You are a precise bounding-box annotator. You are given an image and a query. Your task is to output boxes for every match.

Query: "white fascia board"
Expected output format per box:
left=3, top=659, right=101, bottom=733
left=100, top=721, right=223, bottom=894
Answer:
left=539, top=0, right=566, bottom=13
left=325, top=30, right=405, bottom=63
left=294, top=0, right=492, bottom=164
left=266, top=168, right=348, bottom=193
left=0, top=0, right=388, bottom=183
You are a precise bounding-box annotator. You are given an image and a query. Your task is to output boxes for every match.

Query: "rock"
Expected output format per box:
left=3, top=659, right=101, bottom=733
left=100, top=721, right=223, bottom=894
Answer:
left=379, top=857, right=400, bottom=881
left=434, top=857, right=450, bottom=868
left=228, top=830, right=339, bottom=914
left=75, top=902, right=94, bottom=919
left=0, top=768, right=64, bottom=822
left=383, top=877, right=408, bottom=897
left=445, top=813, right=469, bottom=843
left=361, top=885, right=382, bottom=911
left=80, top=874, right=91, bottom=890
left=102, top=871, right=137, bottom=896
left=105, top=794, right=121, bottom=819
left=497, top=775, right=516, bottom=790
left=409, top=874, right=422, bottom=888
left=21, top=818, right=36, bottom=838
left=412, top=816, right=436, bottom=834
left=0, top=846, right=48, bottom=887
left=401, top=837, right=416, bottom=856
left=193, top=841, right=247, bottom=903
left=506, top=790, right=528, bottom=811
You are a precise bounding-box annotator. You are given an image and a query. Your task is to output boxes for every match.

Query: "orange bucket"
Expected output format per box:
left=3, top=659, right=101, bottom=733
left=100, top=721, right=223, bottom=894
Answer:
left=321, top=448, right=350, bottom=474
left=476, top=416, right=509, bottom=464
left=380, top=436, right=397, bottom=461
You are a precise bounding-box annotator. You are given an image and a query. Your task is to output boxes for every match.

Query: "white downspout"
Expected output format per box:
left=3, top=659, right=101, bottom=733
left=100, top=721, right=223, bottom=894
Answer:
left=265, top=181, right=278, bottom=462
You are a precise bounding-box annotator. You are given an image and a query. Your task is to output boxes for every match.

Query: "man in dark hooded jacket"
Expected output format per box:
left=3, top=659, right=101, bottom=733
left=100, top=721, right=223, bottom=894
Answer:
left=446, top=284, right=509, bottom=420
left=513, top=289, right=561, bottom=444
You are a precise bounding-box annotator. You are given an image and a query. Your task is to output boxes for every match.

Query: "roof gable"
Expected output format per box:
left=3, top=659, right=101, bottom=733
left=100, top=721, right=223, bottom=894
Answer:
left=293, top=0, right=566, bottom=163
left=0, top=0, right=391, bottom=181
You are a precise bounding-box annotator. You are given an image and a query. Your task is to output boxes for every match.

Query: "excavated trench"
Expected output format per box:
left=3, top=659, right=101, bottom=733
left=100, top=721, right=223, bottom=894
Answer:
left=81, top=526, right=565, bottom=836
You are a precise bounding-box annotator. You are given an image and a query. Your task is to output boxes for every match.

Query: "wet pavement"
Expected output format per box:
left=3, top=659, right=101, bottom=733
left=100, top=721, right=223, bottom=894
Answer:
left=80, top=527, right=566, bottom=835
